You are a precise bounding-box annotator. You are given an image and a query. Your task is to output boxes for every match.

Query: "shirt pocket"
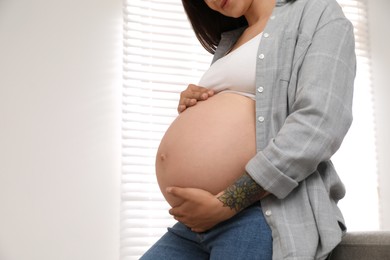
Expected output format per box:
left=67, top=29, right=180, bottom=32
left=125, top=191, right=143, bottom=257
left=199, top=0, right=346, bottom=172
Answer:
left=280, top=31, right=312, bottom=81
left=293, top=33, right=312, bottom=70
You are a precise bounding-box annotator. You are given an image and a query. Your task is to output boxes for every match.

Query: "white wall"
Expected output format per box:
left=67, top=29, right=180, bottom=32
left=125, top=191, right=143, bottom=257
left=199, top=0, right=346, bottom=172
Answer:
left=368, top=0, right=390, bottom=230
left=0, top=0, right=122, bottom=259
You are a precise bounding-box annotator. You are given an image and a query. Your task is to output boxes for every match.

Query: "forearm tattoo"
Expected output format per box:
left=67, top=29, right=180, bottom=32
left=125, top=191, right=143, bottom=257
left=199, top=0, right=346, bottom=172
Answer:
left=217, top=172, right=268, bottom=212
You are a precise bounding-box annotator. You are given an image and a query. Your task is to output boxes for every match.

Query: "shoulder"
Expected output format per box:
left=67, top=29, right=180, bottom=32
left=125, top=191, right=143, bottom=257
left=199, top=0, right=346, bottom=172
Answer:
left=282, top=0, right=346, bottom=19
left=283, top=0, right=352, bottom=34
left=293, top=0, right=342, bottom=9
left=296, top=0, right=348, bottom=20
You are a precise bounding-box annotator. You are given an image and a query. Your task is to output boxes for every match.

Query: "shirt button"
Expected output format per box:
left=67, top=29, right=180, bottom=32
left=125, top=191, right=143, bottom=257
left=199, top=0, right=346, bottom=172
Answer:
left=265, top=210, right=272, bottom=216
left=258, top=54, right=265, bottom=59
left=258, top=116, right=265, bottom=122
left=258, top=86, right=264, bottom=93
left=270, top=15, right=276, bottom=20
left=263, top=33, right=270, bottom=38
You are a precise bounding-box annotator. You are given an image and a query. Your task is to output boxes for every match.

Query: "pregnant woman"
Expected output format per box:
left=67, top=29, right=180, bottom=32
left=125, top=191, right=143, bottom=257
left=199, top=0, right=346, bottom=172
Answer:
left=142, top=0, right=356, bottom=259
left=157, top=32, right=261, bottom=208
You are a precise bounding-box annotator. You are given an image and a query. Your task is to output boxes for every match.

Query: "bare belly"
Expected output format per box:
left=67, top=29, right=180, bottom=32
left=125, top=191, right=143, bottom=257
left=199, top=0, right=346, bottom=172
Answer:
left=156, top=93, right=256, bottom=206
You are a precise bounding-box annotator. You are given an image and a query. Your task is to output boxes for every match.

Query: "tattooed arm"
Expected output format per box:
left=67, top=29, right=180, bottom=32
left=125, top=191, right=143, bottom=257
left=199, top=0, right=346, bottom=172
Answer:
left=217, top=172, right=269, bottom=212
left=167, top=172, right=269, bottom=232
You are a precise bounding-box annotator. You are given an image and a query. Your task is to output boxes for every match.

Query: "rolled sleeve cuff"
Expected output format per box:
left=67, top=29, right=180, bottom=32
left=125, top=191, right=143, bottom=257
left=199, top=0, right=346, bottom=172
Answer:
left=245, top=153, right=298, bottom=199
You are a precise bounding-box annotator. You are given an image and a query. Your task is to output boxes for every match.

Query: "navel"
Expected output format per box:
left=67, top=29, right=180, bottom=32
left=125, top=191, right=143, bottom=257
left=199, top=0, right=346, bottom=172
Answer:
left=159, top=153, right=167, bottom=161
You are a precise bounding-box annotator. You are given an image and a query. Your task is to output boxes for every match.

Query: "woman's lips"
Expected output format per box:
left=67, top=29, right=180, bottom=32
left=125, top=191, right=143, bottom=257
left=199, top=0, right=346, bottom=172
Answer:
left=221, top=0, right=228, bottom=9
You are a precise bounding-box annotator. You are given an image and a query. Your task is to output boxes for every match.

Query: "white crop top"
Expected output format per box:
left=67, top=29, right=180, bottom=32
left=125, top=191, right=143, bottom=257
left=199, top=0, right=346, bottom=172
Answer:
left=198, top=32, right=263, bottom=100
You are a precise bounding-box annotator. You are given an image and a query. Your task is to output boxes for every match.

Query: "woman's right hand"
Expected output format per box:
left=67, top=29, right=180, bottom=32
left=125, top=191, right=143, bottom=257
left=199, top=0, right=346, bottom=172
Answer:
left=178, top=84, right=214, bottom=113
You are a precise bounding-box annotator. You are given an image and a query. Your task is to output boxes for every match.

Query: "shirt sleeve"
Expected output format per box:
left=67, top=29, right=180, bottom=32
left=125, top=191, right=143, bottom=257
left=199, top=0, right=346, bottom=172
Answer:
left=246, top=14, right=356, bottom=199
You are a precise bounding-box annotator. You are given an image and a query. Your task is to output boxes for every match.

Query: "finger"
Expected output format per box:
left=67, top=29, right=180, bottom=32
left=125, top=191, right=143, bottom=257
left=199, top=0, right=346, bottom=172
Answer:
left=195, top=85, right=214, bottom=98
left=185, top=85, right=211, bottom=101
left=168, top=207, right=177, bottom=216
left=177, top=98, right=196, bottom=113
left=177, top=105, right=186, bottom=113
left=192, top=91, right=210, bottom=101
left=169, top=207, right=186, bottom=222
left=166, top=186, right=191, bottom=200
left=178, top=85, right=212, bottom=114
left=185, top=98, right=197, bottom=107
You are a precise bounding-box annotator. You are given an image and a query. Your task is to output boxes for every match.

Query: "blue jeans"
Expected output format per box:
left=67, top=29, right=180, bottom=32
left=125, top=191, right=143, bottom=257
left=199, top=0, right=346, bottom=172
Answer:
left=140, top=203, right=272, bottom=260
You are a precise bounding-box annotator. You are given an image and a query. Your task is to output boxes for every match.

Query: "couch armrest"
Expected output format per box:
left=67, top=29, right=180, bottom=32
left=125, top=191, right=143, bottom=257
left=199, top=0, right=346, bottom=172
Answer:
left=330, top=231, right=390, bottom=260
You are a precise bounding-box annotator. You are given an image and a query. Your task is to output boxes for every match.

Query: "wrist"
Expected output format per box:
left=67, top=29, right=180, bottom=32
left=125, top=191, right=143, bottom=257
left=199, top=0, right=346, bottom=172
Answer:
left=216, top=172, right=268, bottom=213
left=214, top=192, right=238, bottom=219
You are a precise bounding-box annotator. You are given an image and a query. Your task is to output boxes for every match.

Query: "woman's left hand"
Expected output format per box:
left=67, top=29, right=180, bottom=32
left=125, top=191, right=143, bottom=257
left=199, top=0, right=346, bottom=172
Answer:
left=167, top=187, right=236, bottom=233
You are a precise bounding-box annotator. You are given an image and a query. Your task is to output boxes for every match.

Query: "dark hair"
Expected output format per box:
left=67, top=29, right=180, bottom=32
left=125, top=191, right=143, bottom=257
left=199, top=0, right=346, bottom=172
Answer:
left=182, top=0, right=296, bottom=54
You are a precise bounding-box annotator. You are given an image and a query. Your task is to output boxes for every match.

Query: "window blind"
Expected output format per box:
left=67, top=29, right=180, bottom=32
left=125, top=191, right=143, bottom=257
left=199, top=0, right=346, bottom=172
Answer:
left=121, top=1, right=211, bottom=259
left=331, top=0, right=378, bottom=231
left=121, top=0, right=376, bottom=259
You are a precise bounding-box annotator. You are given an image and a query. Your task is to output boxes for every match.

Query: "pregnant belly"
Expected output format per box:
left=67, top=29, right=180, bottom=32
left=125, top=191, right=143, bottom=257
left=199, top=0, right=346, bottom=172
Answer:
left=156, top=93, right=256, bottom=207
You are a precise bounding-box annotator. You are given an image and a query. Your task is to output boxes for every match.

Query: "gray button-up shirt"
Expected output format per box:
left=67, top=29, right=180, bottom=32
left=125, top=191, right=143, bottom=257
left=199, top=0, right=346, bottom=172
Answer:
left=212, top=0, right=356, bottom=259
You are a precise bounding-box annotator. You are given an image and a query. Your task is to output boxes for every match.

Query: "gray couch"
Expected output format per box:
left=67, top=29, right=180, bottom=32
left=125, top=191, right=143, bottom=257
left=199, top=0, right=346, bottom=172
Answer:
left=329, top=231, right=390, bottom=260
